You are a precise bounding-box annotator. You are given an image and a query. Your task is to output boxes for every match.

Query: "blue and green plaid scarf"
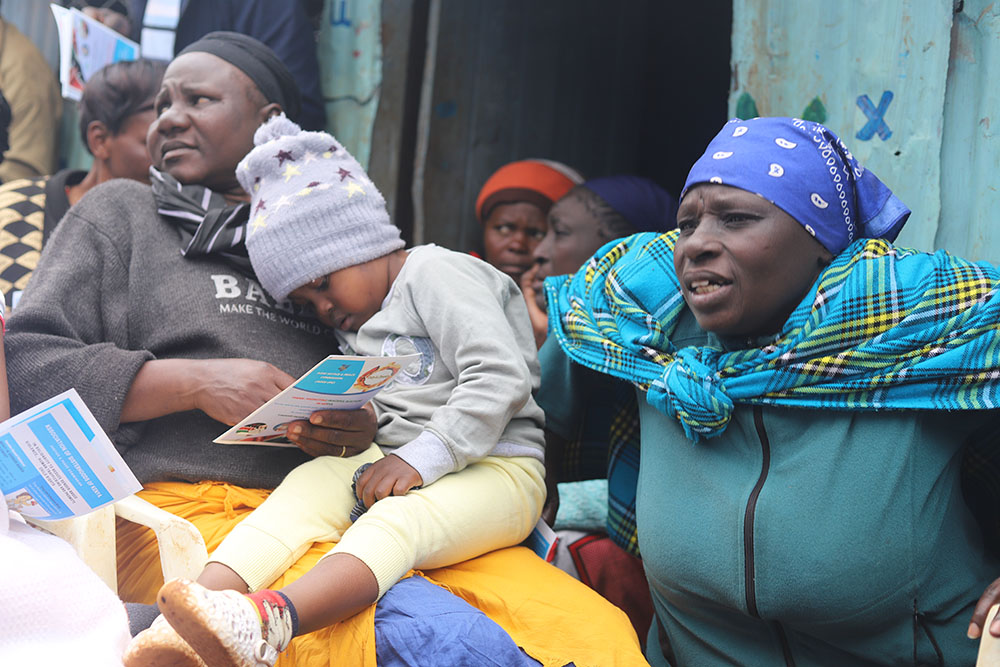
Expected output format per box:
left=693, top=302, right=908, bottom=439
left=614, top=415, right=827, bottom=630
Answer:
left=546, top=230, right=1000, bottom=442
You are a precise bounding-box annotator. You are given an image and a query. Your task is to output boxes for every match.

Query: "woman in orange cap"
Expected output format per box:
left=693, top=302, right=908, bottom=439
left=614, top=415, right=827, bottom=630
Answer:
left=475, top=158, right=583, bottom=285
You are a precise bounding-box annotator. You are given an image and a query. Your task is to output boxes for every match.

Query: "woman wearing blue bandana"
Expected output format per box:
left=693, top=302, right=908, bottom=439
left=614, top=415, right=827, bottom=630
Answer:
left=543, top=116, right=1000, bottom=665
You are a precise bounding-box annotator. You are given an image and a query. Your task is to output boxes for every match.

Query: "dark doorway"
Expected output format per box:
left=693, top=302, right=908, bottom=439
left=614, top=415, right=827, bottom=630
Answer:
left=412, top=0, right=733, bottom=251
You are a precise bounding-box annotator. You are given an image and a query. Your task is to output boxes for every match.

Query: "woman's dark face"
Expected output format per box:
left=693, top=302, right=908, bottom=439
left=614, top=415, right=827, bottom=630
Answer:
left=147, top=52, right=274, bottom=195
left=482, top=202, right=547, bottom=283
left=532, top=193, right=612, bottom=310
left=674, top=184, right=832, bottom=338
left=104, top=106, right=157, bottom=184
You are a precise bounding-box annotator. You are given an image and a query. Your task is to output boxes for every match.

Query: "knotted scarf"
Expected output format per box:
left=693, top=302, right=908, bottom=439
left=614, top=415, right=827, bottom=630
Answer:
left=546, top=230, right=1000, bottom=441
left=150, top=167, right=255, bottom=278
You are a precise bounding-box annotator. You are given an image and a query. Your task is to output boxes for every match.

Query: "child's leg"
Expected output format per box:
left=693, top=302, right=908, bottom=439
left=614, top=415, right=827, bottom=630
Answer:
left=266, top=456, right=545, bottom=634
left=326, top=455, right=545, bottom=599
left=274, top=454, right=544, bottom=633
left=151, top=455, right=544, bottom=664
left=203, top=443, right=384, bottom=592
left=278, top=553, right=377, bottom=634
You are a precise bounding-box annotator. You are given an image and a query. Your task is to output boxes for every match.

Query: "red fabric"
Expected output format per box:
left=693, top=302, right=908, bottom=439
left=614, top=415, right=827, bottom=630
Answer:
left=567, top=534, right=654, bottom=640
left=475, top=160, right=580, bottom=222
left=247, top=589, right=293, bottom=633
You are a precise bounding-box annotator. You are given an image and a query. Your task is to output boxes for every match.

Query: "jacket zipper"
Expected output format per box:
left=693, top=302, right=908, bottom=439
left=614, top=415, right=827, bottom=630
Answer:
left=748, top=406, right=796, bottom=666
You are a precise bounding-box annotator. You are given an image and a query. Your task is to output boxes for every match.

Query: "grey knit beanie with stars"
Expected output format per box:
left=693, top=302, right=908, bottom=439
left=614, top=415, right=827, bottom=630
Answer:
left=237, top=114, right=404, bottom=302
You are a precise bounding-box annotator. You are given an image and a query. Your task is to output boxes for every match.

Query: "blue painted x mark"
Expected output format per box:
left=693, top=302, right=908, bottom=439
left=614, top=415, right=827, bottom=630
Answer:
left=856, top=91, right=893, bottom=141
left=330, top=0, right=351, bottom=26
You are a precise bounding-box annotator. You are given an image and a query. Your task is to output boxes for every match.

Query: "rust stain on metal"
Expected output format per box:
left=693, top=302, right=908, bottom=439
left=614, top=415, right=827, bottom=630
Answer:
left=976, top=3, right=995, bottom=26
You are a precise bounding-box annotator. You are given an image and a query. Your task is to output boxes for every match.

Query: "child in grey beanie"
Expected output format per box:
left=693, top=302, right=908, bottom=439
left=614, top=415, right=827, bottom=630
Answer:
left=137, top=115, right=548, bottom=666
left=236, top=114, right=405, bottom=304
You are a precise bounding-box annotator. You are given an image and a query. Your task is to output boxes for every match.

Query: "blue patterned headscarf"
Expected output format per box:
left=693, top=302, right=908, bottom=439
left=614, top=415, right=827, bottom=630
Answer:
left=683, top=117, right=910, bottom=254
left=544, top=117, right=1000, bottom=441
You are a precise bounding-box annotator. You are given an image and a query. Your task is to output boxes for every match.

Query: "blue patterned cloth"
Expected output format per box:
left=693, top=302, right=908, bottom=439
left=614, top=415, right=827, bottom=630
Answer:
left=683, top=117, right=910, bottom=253
left=546, top=231, right=1000, bottom=441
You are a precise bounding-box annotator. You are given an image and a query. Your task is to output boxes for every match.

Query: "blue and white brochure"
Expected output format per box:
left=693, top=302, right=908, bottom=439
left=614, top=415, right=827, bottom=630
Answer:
left=215, top=354, right=420, bottom=446
left=0, top=389, right=140, bottom=521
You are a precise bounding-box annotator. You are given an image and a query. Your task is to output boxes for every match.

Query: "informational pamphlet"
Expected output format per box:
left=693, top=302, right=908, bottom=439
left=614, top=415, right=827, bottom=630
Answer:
left=215, top=354, right=420, bottom=446
left=521, top=518, right=559, bottom=563
left=50, top=4, right=140, bottom=101
left=0, top=389, right=141, bottom=521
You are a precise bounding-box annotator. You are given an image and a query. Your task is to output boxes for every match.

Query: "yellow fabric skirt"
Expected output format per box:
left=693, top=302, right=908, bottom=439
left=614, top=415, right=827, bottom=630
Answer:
left=118, top=481, right=649, bottom=667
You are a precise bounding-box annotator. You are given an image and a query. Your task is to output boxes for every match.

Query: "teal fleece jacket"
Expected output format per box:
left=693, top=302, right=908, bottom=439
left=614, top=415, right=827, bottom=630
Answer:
left=544, top=307, right=998, bottom=665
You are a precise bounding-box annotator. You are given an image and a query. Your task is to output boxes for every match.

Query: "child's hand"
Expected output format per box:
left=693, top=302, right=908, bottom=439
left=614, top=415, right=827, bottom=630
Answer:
left=355, top=455, right=423, bottom=509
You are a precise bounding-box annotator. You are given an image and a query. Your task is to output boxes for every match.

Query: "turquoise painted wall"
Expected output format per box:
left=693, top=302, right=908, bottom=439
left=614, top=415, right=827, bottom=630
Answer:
left=731, top=0, right=1000, bottom=262
left=937, top=1, right=1000, bottom=261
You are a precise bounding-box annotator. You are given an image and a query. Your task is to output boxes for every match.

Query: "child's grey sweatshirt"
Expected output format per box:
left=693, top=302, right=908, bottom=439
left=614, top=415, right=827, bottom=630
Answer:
left=342, top=245, right=545, bottom=486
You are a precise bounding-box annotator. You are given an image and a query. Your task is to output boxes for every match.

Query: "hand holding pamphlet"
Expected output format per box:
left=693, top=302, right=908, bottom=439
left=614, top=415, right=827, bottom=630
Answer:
left=0, top=389, right=140, bottom=521
left=50, top=4, right=140, bottom=101
left=215, top=354, right=420, bottom=446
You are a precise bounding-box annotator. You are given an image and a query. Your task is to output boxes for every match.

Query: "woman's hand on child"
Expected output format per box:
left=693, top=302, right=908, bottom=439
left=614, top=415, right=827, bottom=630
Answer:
left=286, top=403, right=377, bottom=458
left=355, top=454, right=423, bottom=509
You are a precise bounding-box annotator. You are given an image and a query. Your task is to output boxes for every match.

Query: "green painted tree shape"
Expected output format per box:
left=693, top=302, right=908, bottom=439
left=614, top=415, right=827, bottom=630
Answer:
left=734, top=93, right=827, bottom=124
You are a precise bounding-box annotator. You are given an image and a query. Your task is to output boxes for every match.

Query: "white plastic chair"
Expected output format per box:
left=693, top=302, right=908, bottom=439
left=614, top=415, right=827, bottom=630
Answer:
left=27, top=495, right=208, bottom=594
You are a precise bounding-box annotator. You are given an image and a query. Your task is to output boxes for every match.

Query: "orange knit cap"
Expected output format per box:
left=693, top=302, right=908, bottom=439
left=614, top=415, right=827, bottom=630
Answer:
left=475, top=159, right=584, bottom=223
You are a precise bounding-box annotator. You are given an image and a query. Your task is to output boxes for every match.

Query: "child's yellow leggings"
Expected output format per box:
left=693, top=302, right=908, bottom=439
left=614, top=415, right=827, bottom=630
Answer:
left=208, top=443, right=545, bottom=597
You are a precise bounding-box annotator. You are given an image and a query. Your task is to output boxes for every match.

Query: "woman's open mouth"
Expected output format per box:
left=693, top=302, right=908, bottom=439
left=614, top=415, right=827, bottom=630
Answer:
left=684, top=277, right=734, bottom=307
left=689, top=279, right=729, bottom=295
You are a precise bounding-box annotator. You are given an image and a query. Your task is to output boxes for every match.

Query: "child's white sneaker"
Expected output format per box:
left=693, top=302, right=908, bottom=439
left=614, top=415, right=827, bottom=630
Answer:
left=157, top=578, right=294, bottom=667
left=123, top=614, right=206, bottom=667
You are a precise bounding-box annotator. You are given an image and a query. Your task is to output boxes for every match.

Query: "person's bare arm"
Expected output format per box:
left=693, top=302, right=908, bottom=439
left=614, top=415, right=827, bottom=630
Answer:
left=120, top=358, right=295, bottom=425
left=121, top=358, right=377, bottom=458
left=520, top=265, right=550, bottom=349
left=970, top=577, right=1000, bottom=639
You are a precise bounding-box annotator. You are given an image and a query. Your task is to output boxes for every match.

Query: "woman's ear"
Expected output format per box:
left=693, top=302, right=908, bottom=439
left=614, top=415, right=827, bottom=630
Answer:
left=260, top=102, right=283, bottom=122
left=86, top=121, right=111, bottom=160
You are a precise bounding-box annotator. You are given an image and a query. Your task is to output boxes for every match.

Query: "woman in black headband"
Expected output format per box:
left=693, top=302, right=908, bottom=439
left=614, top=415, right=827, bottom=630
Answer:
left=5, top=27, right=376, bottom=627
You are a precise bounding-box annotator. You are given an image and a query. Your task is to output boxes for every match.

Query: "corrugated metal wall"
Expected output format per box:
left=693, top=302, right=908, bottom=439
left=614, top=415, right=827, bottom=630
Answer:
left=413, top=0, right=733, bottom=252
left=937, top=0, right=1000, bottom=261
left=730, top=0, right=1000, bottom=262
left=21, top=2, right=993, bottom=260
